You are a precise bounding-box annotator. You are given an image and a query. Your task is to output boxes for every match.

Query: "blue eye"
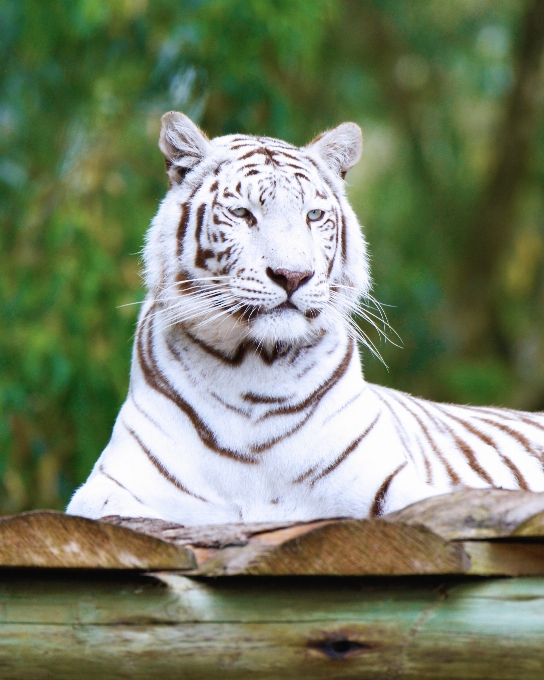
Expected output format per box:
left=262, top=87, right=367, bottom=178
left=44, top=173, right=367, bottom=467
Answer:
left=231, top=207, right=250, bottom=218
left=307, top=209, right=324, bottom=221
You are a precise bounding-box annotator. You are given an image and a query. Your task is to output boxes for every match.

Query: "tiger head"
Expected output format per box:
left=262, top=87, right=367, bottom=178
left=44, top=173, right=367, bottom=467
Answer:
left=144, top=111, right=370, bottom=353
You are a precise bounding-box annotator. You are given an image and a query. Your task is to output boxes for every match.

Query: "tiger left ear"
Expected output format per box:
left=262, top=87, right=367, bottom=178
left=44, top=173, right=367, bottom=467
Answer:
left=159, top=111, right=212, bottom=185
left=305, top=122, right=363, bottom=179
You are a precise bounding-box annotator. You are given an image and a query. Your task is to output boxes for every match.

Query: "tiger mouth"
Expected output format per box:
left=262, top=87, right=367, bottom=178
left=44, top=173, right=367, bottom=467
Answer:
left=236, top=303, right=321, bottom=320
left=238, top=302, right=298, bottom=319
left=275, top=301, right=298, bottom=311
left=272, top=302, right=321, bottom=318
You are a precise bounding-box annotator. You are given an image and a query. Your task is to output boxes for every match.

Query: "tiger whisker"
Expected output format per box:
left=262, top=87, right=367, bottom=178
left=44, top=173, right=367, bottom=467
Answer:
left=323, top=301, right=386, bottom=365
left=332, top=296, right=399, bottom=340
left=329, top=290, right=401, bottom=347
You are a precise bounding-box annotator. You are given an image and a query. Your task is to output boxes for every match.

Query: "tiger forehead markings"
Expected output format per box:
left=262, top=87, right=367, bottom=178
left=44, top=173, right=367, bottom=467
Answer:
left=182, top=141, right=340, bottom=314
left=68, top=111, right=544, bottom=525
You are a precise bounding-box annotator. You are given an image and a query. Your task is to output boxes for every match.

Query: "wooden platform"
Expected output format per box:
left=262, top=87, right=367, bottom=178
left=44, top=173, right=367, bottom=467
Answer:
left=2, top=489, right=544, bottom=679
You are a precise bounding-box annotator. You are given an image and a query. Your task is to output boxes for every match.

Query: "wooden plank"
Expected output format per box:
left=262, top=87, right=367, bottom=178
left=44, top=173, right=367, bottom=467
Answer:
left=3, top=506, right=544, bottom=576
left=192, top=519, right=469, bottom=576
left=0, top=511, right=195, bottom=570
left=384, top=488, right=544, bottom=539
left=104, top=490, right=544, bottom=545
left=10, top=507, right=544, bottom=576
left=0, top=571, right=433, bottom=625
left=101, top=515, right=305, bottom=546
left=512, top=511, right=544, bottom=537
left=4, top=490, right=544, bottom=575
left=0, top=572, right=544, bottom=679
left=463, top=541, right=544, bottom=575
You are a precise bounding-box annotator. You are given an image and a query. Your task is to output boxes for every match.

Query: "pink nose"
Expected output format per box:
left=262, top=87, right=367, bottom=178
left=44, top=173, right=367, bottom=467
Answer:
left=266, top=268, right=314, bottom=297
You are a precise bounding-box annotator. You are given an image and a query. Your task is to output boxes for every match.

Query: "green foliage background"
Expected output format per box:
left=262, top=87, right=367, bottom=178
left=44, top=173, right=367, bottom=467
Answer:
left=1, top=0, right=544, bottom=512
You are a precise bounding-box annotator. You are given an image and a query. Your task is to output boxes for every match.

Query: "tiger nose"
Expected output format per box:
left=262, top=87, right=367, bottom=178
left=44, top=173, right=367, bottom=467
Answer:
left=266, top=267, right=314, bottom=297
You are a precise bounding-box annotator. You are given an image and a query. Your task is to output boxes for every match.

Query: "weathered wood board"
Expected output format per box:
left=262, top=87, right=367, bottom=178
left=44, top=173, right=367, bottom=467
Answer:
left=384, top=488, right=544, bottom=539
left=2, top=489, right=544, bottom=575
left=102, top=488, right=544, bottom=576
left=0, top=511, right=195, bottom=569
left=1, top=490, right=544, bottom=678
left=0, top=571, right=544, bottom=679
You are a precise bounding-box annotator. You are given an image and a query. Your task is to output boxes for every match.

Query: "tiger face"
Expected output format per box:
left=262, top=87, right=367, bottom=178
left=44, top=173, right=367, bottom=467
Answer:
left=144, top=112, right=369, bottom=352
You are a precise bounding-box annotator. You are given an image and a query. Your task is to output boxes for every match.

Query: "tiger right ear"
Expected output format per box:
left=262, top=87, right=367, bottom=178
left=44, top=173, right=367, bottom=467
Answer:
left=159, top=111, right=212, bottom=185
left=305, top=122, right=363, bottom=179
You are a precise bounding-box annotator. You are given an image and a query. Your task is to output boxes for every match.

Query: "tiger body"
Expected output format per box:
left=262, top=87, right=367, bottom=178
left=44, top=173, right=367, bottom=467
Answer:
left=67, top=112, right=544, bottom=524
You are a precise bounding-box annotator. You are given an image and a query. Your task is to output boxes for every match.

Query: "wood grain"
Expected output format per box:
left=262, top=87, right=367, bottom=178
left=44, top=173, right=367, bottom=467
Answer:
left=4, top=488, right=544, bottom=575
left=0, top=511, right=195, bottom=569
left=1, top=571, right=544, bottom=679
left=193, top=519, right=469, bottom=576
left=383, top=488, right=544, bottom=539
left=101, top=489, right=544, bottom=576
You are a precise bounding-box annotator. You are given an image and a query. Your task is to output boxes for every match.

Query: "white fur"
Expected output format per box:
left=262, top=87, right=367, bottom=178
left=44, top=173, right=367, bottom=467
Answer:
left=67, top=114, right=544, bottom=524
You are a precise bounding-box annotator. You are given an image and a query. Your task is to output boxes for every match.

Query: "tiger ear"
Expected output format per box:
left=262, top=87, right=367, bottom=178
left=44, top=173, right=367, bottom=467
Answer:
left=159, top=111, right=212, bottom=185
left=305, top=122, right=363, bottom=179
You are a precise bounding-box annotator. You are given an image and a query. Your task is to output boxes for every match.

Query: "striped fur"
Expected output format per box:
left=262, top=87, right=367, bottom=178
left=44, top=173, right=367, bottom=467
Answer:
left=67, top=112, right=544, bottom=524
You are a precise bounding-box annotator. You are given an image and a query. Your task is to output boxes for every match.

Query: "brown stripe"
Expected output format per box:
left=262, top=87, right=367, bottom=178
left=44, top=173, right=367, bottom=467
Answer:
left=243, top=392, right=290, bottom=404
left=384, top=391, right=462, bottom=486
left=306, top=157, right=342, bottom=206
left=238, top=149, right=261, bottom=160
left=98, top=464, right=146, bottom=506
left=340, top=213, right=347, bottom=264
left=292, top=465, right=319, bottom=485
left=251, top=408, right=315, bottom=454
left=372, top=389, right=423, bottom=472
left=176, top=202, right=190, bottom=259
left=194, top=203, right=214, bottom=269
left=136, top=306, right=257, bottom=463
left=272, top=150, right=300, bottom=162
left=129, top=387, right=167, bottom=434
left=369, top=461, right=408, bottom=518
left=257, top=337, right=354, bottom=421
left=170, top=333, right=314, bottom=454
left=176, top=181, right=204, bottom=258
left=438, top=407, right=529, bottom=491
left=123, top=422, right=208, bottom=501
left=185, top=330, right=304, bottom=368
left=326, top=213, right=339, bottom=277
left=417, top=436, right=433, bottom=485
left=514, top=413, right=544, bottom=432
left=259, top=340, right=293, bottom=365
left=185, top=330, right=249, bottom=365
left=322, top=391, right=364, bottom=425
left=421, top=404, right=496, bottom=486
left=478, top=417, right=544, bottom=467
left=458, top=404, right=526, bottom=418
left=210, top=391, right=250, bottom=416
left=463, top=405, right=544, bottom=434
left=310, top=412, right=381, bottom=487
left=495, top=451, right=530, bottom=490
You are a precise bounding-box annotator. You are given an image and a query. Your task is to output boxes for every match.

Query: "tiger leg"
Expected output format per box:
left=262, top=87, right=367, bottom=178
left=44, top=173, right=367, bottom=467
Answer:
left=66, top=473, right=163, bottom=520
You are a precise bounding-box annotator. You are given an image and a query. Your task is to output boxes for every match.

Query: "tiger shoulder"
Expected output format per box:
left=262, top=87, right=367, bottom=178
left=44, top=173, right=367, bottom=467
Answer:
left=67, top=111, right=544, bottom=524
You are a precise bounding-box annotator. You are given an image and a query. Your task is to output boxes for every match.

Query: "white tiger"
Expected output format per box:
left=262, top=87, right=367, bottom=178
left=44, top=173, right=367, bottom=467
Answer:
left=67, top=111, right=544, bottom=524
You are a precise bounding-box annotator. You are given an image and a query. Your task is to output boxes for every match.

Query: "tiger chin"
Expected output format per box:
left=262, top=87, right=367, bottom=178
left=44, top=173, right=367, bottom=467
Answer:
left=67, top=111, right=544, bottom=525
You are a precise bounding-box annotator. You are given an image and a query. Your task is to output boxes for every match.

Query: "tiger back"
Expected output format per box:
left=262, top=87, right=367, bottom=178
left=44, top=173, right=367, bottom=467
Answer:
left=67, top=112, right=544, bottom=524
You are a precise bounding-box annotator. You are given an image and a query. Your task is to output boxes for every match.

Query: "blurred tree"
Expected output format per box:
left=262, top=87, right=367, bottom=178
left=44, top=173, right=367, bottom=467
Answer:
left=455, top=0, right=544, bottom=393
left=0, top=0, right=543, bottom=512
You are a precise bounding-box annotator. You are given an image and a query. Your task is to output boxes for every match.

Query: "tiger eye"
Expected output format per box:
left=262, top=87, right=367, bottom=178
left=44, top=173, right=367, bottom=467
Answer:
left=231, top=207, right=250, bottom=218
left=307, top=209, right=324, bottom=221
